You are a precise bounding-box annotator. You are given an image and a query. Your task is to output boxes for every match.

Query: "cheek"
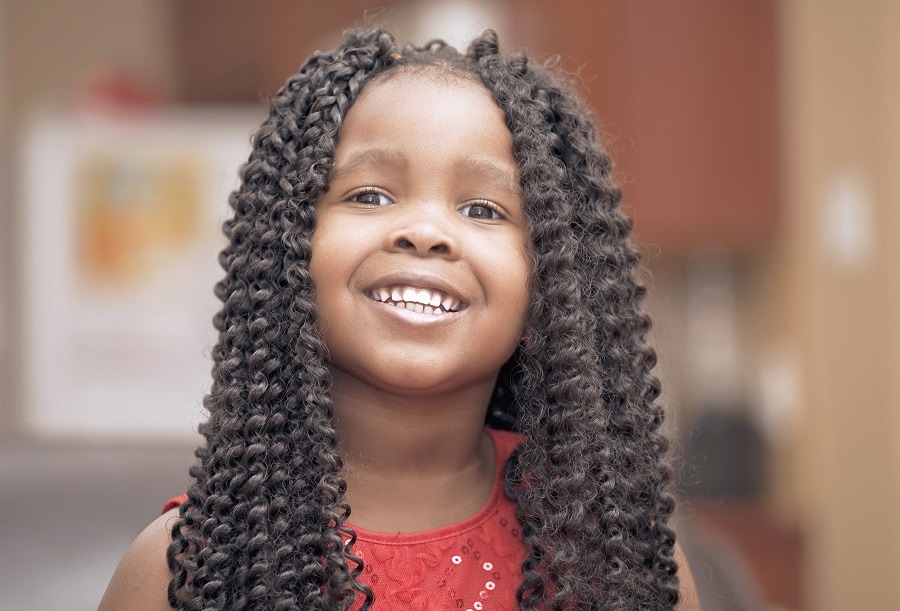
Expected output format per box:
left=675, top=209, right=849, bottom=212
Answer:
left=308, top=214, right=345, bottom=288
left=495, top=243, right=532, bottom=325
left=307, top=225, right=342, bottom=327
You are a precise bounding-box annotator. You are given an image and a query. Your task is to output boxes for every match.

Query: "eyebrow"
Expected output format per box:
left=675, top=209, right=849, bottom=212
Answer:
left=328, top=148, right=521, bottom=197
left=328, top=148, right=408, bottom=184
left=454, top=157, right=522, bottom=198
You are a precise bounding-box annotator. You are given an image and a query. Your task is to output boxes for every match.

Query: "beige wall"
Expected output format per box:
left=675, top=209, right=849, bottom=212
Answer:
left=0, top=0, right=176, bottom=435
left=887, top=0, right=900, bottom=598
left=2, top=0, right=175, bottom=118
left=780, top=1, right=900, bottom=608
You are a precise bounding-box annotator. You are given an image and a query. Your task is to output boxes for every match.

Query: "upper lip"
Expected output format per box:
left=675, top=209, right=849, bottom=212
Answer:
left=363, top=271, right=469, bottom=310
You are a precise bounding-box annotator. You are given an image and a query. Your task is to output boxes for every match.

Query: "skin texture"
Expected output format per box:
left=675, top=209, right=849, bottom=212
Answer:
left=310, top=72, right=530, bottom=401
left=309, top=73, right=532, bottom=533
left=99, top=508, right=180, bottom=611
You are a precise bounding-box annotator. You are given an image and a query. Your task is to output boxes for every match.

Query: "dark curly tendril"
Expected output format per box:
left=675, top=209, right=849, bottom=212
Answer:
left=168, top=27, right=679, bottom=610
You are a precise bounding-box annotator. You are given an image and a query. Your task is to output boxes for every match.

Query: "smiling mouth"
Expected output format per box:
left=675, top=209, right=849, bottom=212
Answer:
left=367, top=286, right=463, bottom=315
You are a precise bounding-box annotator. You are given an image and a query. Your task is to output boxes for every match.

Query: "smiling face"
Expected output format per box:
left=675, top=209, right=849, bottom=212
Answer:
left=309, top=69, right=530, bottom=400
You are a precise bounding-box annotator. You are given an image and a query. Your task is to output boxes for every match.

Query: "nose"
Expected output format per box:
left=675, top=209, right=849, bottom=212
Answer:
left=386, top=203, right=459, bottom=258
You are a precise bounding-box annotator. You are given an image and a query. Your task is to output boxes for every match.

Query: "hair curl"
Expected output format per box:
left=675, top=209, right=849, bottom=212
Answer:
left=167, top=28, right=679, bottom=610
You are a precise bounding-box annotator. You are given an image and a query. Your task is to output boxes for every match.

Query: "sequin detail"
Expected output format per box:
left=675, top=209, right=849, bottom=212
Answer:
left=345, top=429, right=526, bottom=610
left=162, top=430, right=527, bottom=610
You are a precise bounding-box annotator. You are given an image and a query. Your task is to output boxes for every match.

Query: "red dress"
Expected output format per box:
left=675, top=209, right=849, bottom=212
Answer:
left=164, top=428, right=527, bottom=610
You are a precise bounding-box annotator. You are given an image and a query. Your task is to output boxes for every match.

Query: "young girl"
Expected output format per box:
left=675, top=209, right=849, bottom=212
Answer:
left=101, top=28, right=698, bottom=610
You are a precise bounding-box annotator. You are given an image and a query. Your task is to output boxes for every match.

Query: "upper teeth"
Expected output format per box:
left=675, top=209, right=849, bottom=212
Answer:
left=370, top=286, right=461, bottom=313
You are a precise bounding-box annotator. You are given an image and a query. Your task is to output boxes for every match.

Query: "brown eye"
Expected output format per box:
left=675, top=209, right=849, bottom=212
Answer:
left=351, top=190, right=392, bottom=206
left=460, top=203, right=501, bottom=220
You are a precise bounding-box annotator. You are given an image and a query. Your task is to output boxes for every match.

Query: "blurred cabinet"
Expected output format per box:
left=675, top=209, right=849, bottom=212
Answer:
left=173, top=0, right=780, bottom=256
left=513, top=0, right=780, bottom=255
left=172, top=0, right=404, bottom=103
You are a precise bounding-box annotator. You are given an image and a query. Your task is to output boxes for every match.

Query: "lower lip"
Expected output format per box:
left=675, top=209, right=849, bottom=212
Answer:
left=369, top=299, right=463, bottom=327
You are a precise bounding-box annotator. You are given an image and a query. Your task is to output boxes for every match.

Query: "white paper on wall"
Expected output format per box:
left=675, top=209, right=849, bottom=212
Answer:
left=21, top=109, right=261, bottom=440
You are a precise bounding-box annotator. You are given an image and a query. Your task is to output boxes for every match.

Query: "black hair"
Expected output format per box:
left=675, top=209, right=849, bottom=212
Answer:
left=167, top=28, right=679, bottom=610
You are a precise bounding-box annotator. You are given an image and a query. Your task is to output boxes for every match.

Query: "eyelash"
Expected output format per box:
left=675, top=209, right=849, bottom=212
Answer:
left=346, top=189, right=504, bottom=220
left=347, top=187, right=392, bottom=206
left=459, top=200, right=504, bottom=220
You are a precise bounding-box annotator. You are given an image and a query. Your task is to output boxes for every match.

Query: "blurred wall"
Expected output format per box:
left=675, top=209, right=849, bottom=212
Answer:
left=778, top=1, right=900, bottom=609
left=1, top=0, right=175, bottom=118
left=0, top=0, right=177, bottom=437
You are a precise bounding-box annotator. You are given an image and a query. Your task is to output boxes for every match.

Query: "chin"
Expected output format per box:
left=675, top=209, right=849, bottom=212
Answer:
left=377, top=369, right=485, bottom=397
left=337, top=360, right=499, bottom=400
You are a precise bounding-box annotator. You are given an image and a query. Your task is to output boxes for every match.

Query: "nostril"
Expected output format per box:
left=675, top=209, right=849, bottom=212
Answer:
left=391, top=232, right=454, bottom=256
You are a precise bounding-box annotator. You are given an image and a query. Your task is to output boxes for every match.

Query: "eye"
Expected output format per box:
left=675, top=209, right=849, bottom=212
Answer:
left=460, top=201, right=503, bottom=220
left=349, top=189, right=392, bottom=206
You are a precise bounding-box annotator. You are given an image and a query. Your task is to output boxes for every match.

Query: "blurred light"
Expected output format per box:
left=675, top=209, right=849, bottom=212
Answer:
left=405, top=0, right=508, bottom=50
left=821, top=170, right=875, bottom=271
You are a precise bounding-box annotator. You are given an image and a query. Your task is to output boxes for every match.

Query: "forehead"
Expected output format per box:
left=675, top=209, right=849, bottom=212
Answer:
left=346, top=68, right=506, bottom=130
left=331, top=68, right=517, bottom=173
left=324, top=68, right=524, bottom=211
left=367, top=64, right=482, bottom=93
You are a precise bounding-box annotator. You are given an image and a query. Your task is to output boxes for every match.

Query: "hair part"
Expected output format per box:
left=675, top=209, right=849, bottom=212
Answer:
left=168, top=27, right=679, bottom=610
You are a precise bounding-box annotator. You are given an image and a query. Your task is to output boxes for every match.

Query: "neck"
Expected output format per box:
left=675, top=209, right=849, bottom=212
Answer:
left=331, top=370, right=498, bottom=531
left=332, top=369, right=496, bottom=473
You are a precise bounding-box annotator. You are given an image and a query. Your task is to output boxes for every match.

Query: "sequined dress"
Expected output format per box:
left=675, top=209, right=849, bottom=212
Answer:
left=163, top=428, right=527, bottom=610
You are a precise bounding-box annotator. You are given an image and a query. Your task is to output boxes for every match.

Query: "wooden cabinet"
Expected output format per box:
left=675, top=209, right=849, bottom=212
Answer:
left=172, top=1, right=404, bottom=103
left=174, top=0, right=780, bottom=256
left=512, top=0, right=781, bottom=255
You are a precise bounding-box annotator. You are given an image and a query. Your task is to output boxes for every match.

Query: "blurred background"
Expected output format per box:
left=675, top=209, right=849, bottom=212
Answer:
left=1, top=1, right=898, bottom=609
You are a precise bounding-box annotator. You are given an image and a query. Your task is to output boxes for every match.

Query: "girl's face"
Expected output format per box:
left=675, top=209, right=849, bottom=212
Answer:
left=309, top=70, right=531, bottom=399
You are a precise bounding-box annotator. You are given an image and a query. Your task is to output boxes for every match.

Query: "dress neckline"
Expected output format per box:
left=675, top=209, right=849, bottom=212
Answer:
left=346, top=428, right=517, bottom=545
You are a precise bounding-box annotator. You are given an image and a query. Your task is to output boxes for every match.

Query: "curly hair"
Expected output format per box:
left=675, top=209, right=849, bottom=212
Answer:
left=167, top=28, right=679, bottom=610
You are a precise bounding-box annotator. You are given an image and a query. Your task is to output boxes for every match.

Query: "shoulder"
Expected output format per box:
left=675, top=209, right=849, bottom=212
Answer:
left=675, top=541, right=702, bottom=610
left=98, top=508, right=180, bottom=611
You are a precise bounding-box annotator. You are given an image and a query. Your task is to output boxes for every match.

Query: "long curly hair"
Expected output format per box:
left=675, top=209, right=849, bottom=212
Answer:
left=167, top=28, right=679, bottom=610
